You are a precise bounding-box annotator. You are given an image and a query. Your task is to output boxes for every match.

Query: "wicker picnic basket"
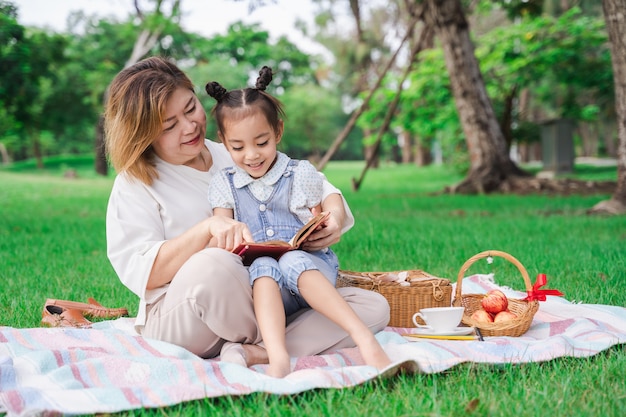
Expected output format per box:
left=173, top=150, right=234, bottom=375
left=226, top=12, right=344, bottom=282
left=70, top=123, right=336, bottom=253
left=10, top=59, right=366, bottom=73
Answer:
left=336, top=270, right=452, bottom=328
left=453, top=250, right=539, bottom=337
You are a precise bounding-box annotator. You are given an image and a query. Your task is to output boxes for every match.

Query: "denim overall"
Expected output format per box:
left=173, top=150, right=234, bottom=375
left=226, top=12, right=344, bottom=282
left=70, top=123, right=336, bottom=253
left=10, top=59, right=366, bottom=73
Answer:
left=224, top=159, right=339, bottom=316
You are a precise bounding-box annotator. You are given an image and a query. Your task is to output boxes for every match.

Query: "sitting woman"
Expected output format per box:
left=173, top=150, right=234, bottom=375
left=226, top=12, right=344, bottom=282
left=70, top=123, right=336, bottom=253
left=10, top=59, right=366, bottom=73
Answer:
left=103, top=55, right=391, bottom=368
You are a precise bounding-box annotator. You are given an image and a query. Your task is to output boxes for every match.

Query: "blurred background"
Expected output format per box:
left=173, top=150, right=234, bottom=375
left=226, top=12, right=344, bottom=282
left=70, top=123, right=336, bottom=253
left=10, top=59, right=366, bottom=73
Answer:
left=0, top=0, right=617, bottom=181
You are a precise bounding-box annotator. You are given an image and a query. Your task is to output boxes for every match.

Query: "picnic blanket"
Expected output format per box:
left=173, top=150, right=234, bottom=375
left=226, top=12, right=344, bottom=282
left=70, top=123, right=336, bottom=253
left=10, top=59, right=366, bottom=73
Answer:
left=1, top=274, right=625, bottom=416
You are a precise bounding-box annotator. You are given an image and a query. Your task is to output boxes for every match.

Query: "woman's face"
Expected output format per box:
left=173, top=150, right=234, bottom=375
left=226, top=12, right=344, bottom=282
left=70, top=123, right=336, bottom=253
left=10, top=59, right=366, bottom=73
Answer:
left=220, top=111, right=283, bottom=179
left=151, top=87, right=207, bottom=166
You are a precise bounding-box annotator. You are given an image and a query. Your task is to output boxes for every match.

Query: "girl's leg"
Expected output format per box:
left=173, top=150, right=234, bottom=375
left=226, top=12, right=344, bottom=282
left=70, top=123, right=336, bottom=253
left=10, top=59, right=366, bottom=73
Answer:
left=284, top=287, right=389, bottom=356
left=297, top=270, right=391, bottom=370
left=249, top=257, right=291, bottom=377
left=252, top=277, right=291, bottom=377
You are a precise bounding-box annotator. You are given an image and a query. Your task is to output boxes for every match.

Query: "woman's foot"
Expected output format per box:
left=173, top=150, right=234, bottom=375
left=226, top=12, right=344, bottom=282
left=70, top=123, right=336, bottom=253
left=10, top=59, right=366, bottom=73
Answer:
left=220, top=343, right=269, bottom=367
left=241, top=344, right=269, bottom=366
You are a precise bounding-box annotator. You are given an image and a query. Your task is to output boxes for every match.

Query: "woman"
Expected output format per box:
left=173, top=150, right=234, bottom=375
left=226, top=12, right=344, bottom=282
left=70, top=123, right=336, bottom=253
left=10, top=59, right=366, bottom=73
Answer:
left=103, top=56, right=390, bottom=366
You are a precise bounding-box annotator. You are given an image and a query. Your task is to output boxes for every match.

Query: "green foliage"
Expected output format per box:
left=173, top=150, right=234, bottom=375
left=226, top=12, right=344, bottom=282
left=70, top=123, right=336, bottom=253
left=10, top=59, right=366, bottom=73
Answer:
left=0, top=4, right=68, bottom=160
left=280, top=84, right=347, bottom=159
left=479, top=7, right=613, bottom=122
left=189, top=21, right=317, bottom=91
left=3, top=3, right=335, bottom=164
left=358, top=6, right=613, bottom=164
left=2, top=1, right=618, bottom=171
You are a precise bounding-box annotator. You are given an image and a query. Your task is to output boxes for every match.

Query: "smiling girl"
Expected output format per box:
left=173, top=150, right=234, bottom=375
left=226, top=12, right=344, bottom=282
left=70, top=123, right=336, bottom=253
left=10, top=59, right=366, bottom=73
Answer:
left=206, top=67, right=391, bottom=377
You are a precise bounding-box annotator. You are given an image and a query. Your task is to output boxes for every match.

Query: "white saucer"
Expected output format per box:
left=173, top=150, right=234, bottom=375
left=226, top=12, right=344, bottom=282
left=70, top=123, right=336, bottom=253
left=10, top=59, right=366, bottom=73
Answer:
left=412, top=326, right=475, bottom=336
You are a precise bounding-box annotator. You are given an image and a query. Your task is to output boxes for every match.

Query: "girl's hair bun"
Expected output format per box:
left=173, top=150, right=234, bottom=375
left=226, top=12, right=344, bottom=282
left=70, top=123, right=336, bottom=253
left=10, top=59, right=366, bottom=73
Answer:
left=205, top=81, right=228, bottom=101
left=255, top=66, right=273, bottom=91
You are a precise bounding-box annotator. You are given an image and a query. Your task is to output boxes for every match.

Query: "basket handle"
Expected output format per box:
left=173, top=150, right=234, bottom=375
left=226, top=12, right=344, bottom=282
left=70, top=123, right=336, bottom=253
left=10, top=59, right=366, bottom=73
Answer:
left=454, top=250, right=532, bottom=303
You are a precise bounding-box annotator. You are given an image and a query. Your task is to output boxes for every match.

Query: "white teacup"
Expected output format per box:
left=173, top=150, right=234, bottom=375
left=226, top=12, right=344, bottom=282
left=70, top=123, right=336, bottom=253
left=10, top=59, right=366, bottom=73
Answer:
left=412, top=306, right=465, bottom=332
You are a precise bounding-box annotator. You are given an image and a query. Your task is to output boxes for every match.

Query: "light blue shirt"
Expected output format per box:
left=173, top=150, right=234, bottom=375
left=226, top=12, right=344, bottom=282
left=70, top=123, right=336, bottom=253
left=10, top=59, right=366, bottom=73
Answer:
left=208, top=152, right=323, bottom=224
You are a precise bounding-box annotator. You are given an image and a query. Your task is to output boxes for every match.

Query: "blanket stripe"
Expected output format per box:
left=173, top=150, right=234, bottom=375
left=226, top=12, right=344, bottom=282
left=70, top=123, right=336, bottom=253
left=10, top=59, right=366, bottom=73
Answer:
left=1, top=274, right=625, bottom=416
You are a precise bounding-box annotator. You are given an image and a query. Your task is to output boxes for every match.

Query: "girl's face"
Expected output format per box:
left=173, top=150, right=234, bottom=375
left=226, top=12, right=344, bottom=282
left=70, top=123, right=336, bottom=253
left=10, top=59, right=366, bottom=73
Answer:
left=151, top=87, right=207, bottom=167
left=220, top=111, right=283, bottom=179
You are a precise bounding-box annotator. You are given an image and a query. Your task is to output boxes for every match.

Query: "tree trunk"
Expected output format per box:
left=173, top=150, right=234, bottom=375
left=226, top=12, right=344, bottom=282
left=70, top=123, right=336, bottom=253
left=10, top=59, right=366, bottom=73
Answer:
left=500, top=85, right=518, bottom=153
left=578, top=121, right=598, bottom=157
left=400, top=131, right=413, bottom=163
left=601, top=116, right=617, bottom=158
left=424, top=0, right=528, bottom=193
left=94, top=115, right=108, bottom=176
left=591, top=0, right=626, bottom=214
left=414, top=140, right=432, bottom=166
left=0, top=143, right=10, bottom=165
left=31, top=131, right=44, bottom=169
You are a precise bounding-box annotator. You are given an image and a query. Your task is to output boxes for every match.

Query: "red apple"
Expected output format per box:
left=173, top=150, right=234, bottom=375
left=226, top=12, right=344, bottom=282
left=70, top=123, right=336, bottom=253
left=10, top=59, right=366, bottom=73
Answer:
left=481, top=290, right=509, bottom=314
left=470, top=309, right=494, bottom=323
left=494, top=310, right=518, bottom=322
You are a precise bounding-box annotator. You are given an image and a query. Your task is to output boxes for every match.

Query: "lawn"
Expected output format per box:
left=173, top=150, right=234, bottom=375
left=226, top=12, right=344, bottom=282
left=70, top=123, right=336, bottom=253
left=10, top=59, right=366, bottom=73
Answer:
left=1, top=159, right=624, bottom=416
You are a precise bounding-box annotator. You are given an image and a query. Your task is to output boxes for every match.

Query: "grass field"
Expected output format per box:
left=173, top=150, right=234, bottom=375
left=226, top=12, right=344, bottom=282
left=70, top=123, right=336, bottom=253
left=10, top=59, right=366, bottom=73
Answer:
left=1, top=158, right=625, bottom=416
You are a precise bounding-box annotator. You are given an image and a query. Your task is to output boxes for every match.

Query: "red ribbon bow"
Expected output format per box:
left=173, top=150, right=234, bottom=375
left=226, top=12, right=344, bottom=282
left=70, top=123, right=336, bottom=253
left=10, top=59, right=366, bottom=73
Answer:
left=524, top=273, right=564, bottom=301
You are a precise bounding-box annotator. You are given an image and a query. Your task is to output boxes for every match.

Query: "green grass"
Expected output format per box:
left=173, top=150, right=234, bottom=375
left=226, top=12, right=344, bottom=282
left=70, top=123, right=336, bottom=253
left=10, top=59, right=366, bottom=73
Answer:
left=1, top=159, right=625, bottom=417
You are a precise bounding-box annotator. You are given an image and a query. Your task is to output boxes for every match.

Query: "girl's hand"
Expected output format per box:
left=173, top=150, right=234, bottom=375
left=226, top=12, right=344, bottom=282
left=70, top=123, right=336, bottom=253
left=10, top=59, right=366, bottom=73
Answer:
left=208, top=215, right=254, bottom=252
left=301, top=207, right=341, bottom=251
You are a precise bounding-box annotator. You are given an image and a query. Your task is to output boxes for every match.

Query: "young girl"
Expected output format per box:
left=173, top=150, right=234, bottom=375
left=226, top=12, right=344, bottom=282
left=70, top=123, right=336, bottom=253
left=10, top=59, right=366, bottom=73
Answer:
left=206, top=67, right=391, bottom=377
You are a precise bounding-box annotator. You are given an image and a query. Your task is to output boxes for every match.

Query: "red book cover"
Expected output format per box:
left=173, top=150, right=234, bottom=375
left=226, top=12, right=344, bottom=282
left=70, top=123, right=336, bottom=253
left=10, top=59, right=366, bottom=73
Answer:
left=232, top=211, right=330, bottom=266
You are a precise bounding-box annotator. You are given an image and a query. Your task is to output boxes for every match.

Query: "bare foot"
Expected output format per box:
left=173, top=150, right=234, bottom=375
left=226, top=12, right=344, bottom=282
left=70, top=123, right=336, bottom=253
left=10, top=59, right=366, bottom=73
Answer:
left=266, top=357, right=291, bottom=378
left=355, top=334, right=392, bottom=370
left=241, top=344, right=269, bottom=366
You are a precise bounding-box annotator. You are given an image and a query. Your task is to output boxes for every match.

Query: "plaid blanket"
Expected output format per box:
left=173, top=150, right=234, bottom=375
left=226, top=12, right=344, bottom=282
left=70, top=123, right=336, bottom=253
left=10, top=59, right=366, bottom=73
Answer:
left=1, top=274, right=625, bottom=416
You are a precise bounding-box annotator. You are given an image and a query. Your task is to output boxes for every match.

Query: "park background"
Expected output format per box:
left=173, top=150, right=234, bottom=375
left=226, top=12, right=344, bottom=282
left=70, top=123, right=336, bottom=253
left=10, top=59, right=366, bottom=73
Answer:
left=1, top=1, right=625, bottom=416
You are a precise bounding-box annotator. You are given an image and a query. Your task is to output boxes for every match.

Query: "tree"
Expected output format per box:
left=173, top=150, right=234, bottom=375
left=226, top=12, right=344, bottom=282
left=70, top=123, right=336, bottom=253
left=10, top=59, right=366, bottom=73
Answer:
left=0, top=1, right=68, bottom=166
left=280, top=84, right=346, bottom=160
left=94, top=0, right=184, bottom=176
left=590, top=0, right=626, bottom=214
left=423, top=0, right=528, bottom=193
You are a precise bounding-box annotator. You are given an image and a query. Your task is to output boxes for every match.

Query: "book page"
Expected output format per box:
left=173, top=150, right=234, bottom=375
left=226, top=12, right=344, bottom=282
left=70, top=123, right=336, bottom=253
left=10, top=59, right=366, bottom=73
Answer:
left=288, top=211, right=330, bottom=247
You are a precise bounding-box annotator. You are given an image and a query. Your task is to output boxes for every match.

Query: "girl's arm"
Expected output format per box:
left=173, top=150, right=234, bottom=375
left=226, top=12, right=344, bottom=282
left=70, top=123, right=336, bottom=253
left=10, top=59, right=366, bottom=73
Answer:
left=301, top=193, right=346, bottom=251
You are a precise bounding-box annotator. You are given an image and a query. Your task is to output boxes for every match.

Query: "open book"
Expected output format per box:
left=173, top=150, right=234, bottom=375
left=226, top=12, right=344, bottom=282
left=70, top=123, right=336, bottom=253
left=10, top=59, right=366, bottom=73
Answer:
left=232, top=211, right=331, bottom=266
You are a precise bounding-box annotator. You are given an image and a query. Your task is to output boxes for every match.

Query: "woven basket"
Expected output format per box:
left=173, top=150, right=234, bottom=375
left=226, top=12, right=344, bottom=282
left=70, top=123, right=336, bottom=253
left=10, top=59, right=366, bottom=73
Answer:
left=336, top=270, right=452, bottom=328
left=453, top=250, right=539, bottom=337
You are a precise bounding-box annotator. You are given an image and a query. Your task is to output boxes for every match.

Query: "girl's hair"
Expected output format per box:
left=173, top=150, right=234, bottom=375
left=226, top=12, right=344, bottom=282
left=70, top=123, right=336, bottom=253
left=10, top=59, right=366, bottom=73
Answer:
left=104, top=56, right=195, bottom=185
left=205, top=66, right=285, bottom=137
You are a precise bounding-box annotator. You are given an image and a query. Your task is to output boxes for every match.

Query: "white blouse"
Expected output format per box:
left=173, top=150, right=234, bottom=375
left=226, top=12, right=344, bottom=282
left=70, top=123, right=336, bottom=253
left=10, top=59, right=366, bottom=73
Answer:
left=105, top=140, right=354, bottom=329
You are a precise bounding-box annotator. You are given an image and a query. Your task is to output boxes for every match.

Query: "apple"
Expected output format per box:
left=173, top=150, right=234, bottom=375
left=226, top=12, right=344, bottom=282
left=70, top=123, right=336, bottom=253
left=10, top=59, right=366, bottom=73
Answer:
left=481, top=290, right=509, bottom=314
left=494, top=310, right=518, bottom=322
left=470, top=309, right=494, bottom=323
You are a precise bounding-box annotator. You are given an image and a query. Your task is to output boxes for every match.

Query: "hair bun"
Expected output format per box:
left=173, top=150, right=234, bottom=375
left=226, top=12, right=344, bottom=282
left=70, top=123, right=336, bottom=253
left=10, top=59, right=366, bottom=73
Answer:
left=255, top=66, right=273, bottom=91
left=205, top=81, right=228, bottom=101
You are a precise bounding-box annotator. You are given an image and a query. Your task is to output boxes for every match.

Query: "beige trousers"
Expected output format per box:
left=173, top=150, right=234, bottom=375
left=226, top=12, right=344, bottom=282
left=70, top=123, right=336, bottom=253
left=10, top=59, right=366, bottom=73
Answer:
left=142, top=248, right=390, bottom=359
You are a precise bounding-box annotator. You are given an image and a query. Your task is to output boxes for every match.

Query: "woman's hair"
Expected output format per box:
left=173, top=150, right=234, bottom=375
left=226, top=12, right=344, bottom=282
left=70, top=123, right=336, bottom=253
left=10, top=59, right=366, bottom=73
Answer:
left=205, top=66, right=285, bottom=138
left=104, top=56, right=195, bottom=185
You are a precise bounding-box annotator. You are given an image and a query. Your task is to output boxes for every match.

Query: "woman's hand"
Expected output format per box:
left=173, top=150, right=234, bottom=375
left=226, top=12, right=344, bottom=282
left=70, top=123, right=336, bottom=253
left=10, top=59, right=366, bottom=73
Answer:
left=208, top=215, right=254, bottom=252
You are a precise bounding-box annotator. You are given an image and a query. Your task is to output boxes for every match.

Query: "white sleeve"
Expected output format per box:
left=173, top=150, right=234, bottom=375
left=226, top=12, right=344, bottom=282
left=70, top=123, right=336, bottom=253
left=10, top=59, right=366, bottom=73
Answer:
left=105, top=175, right=165, bottom=303
left=293, top=160, right=324, bottom=208
left=208, top=170, right=235, bottom=210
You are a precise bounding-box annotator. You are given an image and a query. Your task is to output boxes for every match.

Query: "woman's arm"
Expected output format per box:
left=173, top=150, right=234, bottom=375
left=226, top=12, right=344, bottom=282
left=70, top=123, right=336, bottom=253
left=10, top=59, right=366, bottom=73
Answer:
left=107, top=175, right=252, bottom=295
left=147, top=215, right=250, bottom=289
